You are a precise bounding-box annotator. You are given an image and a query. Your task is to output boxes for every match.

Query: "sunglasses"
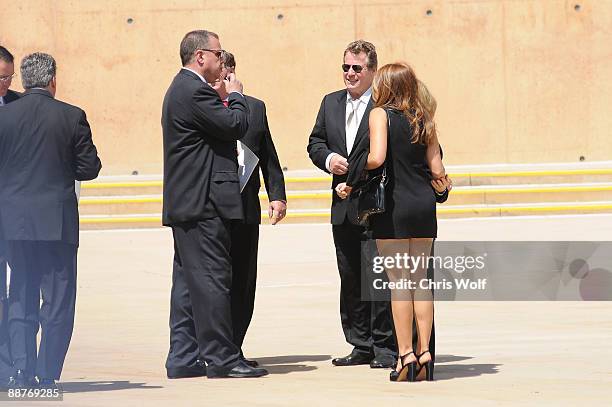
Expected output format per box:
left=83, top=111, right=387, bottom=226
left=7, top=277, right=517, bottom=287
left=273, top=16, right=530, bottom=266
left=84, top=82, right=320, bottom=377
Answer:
left=342, top=64, right=365, bottom=73
left=199, top=49, right=225, bottom=59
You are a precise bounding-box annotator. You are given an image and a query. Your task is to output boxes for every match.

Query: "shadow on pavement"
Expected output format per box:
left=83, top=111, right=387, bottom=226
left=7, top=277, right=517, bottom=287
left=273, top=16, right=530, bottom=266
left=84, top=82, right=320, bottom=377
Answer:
left=61, top=380, right=163, bottom=393
left=432, top=354, right=501, bottom=381
left=434, top=354, right=474, bottom=363
left=256, top=354, right=331, bottom=374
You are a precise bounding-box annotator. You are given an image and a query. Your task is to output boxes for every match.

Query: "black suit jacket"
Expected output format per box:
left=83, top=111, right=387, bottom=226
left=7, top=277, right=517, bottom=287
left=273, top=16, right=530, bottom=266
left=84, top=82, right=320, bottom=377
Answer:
left=240, top=95, right=286, bottom=224
left=0, top=89, right=102, bottom=245
left=162, top=69, right=249, bottom=225
left=307, top=89, right=372, bottom=225
left=0, top=88, right=21, bottom=298
left=2, top=89, right=20, bottom=104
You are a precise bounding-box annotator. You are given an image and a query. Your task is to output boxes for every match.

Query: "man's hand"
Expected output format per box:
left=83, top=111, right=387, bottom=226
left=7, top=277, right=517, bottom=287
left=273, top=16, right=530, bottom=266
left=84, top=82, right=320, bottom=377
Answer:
left=225, top=72, right=243, bottom=94
left=329, top=154, right=348, bottom=175
left=431, top=175, right=452, bottom=194
left=335, top=182, right=353, bottom=200
left=268, top=200, right=287, bottom=225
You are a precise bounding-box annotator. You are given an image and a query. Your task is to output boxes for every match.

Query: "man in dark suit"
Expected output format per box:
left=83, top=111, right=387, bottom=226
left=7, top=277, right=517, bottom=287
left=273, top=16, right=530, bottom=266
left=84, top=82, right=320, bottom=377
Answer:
left=162, top=30, right=267, bottom=379
left=0, top=44, right=20, bottom=387
left=307, top=40, right=397, bottom=368
left=0, top=52, right=102, bottom=389
left=214, top=52, right=287, bottom=366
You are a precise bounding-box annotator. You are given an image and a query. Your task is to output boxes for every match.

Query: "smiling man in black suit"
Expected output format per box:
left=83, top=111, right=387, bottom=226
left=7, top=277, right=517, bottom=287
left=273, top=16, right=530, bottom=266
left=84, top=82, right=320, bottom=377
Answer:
left=162, top=30, right=268, bottom=379
left=308, top=41, right=449, bottom=373
left=307, top=40, right=397, bottom=369
left=0, top=52, right=102, bottom=390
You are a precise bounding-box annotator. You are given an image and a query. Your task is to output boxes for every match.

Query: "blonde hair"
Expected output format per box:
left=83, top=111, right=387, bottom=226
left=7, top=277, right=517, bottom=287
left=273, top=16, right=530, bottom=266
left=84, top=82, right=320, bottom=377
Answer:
left=343, top=40, right=377, bottom=70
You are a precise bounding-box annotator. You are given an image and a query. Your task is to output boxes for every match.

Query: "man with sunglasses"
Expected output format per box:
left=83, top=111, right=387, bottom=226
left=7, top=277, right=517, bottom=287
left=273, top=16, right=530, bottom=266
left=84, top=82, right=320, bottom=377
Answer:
left=0, top=45, right=21, bottom=387
left=307, top=40, right=397, bottom=369
left=309, top=40, right=449, bottom=373
left=162, top=30, right=268, bottom=379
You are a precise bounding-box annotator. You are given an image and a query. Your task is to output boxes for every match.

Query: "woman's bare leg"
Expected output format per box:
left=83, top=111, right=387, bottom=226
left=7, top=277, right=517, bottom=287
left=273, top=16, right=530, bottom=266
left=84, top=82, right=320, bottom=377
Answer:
left=410, top=238, right=434, bottom=369
left=377, top=239, right=416, bottom=371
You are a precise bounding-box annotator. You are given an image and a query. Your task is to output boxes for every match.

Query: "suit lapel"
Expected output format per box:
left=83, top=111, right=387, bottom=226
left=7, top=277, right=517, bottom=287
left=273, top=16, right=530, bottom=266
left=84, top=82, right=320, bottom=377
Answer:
left=334, top=91, right=349, bottom=158
left=350, top=98, right=373, bottom=158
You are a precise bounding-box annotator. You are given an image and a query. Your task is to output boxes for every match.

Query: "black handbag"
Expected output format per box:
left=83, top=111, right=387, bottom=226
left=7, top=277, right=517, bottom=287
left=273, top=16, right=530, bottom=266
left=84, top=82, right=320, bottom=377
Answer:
left=354, top=110, right=391, bottom=226
left=356, top=166, right=387, bottom=226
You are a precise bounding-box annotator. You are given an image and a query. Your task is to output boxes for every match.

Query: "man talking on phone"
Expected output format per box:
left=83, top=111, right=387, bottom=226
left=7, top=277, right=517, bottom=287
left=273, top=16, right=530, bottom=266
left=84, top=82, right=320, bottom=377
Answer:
left=163, top=30, right=268, bottom=379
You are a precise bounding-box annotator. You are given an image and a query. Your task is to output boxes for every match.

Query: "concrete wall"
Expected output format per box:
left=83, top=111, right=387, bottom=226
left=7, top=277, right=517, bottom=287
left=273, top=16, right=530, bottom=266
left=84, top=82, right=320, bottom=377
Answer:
left=2, top=0, right=611, bottom=174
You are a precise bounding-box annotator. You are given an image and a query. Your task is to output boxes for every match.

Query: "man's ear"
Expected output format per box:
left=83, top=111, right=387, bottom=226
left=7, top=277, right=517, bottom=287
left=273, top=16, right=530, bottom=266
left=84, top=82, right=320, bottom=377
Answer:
left=49, top=77, right=57, bottom=97
left=195, top=50, right=205, bottom=66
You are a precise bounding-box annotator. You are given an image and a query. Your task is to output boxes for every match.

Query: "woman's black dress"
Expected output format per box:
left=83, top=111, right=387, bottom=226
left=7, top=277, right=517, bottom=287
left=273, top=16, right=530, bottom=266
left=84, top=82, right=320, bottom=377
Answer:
left=370, top=109, right=437, bottom=239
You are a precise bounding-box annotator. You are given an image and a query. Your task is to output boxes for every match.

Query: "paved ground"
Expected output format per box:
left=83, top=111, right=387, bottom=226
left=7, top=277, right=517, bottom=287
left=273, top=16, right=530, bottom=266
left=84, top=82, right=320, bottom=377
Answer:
left=5, top=214, right=612, bottom=406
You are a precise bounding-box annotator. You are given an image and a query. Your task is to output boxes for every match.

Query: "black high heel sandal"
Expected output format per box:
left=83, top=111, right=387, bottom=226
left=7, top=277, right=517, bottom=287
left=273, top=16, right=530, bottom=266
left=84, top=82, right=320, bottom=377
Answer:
left=389, top=351, right=417, bottom=382
left=415, top=350, right=434, bottom=381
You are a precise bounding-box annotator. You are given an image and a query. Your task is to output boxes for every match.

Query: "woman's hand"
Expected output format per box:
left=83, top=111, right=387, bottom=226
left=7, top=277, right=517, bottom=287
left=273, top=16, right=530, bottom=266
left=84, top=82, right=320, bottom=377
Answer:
left=335, top=182, right=353, bottom=200
left=431, top=175, right=452, bottom=194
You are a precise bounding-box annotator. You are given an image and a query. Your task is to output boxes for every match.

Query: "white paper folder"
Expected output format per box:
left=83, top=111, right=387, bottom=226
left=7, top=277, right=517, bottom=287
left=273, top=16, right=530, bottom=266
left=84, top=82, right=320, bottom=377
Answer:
left=237, top=141, right=259, bottom=193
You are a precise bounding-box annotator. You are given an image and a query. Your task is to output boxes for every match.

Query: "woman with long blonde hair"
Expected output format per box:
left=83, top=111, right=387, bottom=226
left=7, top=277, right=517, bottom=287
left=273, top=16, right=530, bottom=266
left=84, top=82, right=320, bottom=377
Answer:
left=366, top=62, right=447, bottom=382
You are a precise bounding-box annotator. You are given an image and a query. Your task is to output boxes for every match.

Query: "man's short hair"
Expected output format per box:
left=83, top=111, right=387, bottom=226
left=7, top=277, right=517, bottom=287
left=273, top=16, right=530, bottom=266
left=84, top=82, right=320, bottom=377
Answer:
left=222, top=51, right=236, bottom=69
left=344, top=40, right=377, bottom=70
left=179, top=30, right=219, bottom=66
left=20, top=52, right=56, bottom=89
left=0, top=46, right=14, bottom=64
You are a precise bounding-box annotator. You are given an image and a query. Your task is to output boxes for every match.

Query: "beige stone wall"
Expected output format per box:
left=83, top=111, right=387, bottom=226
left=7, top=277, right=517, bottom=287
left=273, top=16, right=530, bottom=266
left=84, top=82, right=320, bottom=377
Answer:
left=2, top=0, right=611, bottom=174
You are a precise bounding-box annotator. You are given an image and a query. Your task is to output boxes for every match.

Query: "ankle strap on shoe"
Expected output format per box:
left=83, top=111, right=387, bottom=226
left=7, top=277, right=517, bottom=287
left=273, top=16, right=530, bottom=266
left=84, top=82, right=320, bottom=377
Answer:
left=399, top=351, right=415, bottom=366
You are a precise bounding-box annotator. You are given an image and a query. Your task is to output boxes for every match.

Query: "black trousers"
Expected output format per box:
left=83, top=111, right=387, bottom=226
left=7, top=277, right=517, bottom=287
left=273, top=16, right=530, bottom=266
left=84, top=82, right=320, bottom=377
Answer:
left=332, top=221, right=396, bottom=357
left=229, top=223, right=259, bottom=353
left=166, top=218, right=240, bottom=377
left=4, top=240, right=77, bottom=380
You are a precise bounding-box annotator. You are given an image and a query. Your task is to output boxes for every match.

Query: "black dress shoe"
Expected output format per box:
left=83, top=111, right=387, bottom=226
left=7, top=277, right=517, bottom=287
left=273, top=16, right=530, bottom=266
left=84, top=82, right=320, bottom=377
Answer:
left=370, top=354, right=396, bottom=369
left=332, top=351, right=372, bottom=366
left=167, top=360, right=207, bottom=379
left=242, top=358, right=259, bottom=368
left=7, top=370, right=38, bottom=389
left=208, top=361, right=268, bottom=378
